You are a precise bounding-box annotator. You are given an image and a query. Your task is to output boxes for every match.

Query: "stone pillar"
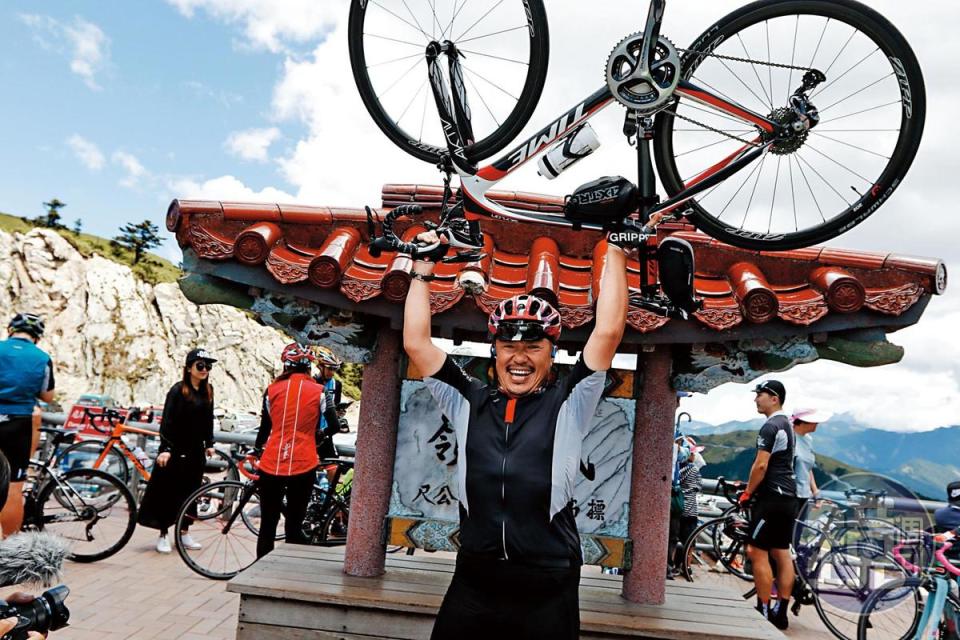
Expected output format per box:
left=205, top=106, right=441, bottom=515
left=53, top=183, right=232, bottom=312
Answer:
left=622, top=346, right=675, bottom=604
left=344, top=324, right=402, bottom=577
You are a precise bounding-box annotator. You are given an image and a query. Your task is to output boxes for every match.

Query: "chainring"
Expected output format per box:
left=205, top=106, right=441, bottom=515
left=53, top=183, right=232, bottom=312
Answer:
left=606, top=33, right=681, bottom=113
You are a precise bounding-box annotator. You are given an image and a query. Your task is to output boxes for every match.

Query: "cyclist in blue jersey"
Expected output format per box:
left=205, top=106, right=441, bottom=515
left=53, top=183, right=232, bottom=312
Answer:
left=311, top=345, right=344, bottom=465
left=404, top=231, right=628, bottom=640
left=0, top=314, right=55, bottom=537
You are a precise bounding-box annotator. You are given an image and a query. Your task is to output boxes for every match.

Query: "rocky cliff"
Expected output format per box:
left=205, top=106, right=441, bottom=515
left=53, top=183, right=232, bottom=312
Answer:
left=0, top=228, right=289, bottom=413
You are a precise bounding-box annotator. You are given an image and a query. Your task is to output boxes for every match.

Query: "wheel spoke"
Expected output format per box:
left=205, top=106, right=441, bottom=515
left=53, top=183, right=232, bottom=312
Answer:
left=442, top=0, right=467, bottom=41
left=396, top=78, right=429, bottom=125
left=788, top=156, right=798, bottom=231
left=821, top=26, right=858, bottom=78
left=797, top=151, right=852, bottom=206
left=811, top=47, right=880, bottom=100
left=810, top=132, right=890, bottom=159
left=786, top=15, right=799, bottom=103
left=458, top=24, right=528, bottom=45
left=805, top=143, right=873, bottom=184
left=768, top=156, right=782, bottom=233
left=459, top=48, right=528, bottom=65
left=826, top=100, right=901, bottom=123
left=363, top=32, right=425, bottom=48
left=379, top=56, right=427, bottom=98
left=819, top=73, right=895, bottom=113
left=466, top=72, right=502, bottom=127
left=741, top=153, right=768, bottom=227
left=454, top=0, right=506, bottom=42
left=400, top=0, right=431, bottom=40
left=369, top=1, right=432, bottom=40
left=808, top=17, right=831, bottom=70
left=366, top=51, right=424, bottom=70
left=463, top=64, right=519, bottom=101
left=795, top=152, right=826, bottom=222
left=676, top=136, right=741, bottom=158
left=736, top=33, right=772, bottom=108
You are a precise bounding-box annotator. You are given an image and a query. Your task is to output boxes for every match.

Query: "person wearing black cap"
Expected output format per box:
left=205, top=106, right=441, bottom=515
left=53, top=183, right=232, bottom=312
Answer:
left=138, top=348, right=216, bottom=553
left=739, top=379, right=797, bottom=630
left=933, top=481, right=960, bottom=533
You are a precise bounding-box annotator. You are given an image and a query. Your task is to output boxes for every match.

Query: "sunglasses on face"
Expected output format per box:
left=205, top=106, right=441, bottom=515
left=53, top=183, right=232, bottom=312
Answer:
left=194, top=361, right=214, bottom=371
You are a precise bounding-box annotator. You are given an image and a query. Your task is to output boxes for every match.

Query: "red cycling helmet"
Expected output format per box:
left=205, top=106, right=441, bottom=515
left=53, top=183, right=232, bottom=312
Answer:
left=488, top=294, right=562, bottom=343
left=281, top=343, right=316, bottom=368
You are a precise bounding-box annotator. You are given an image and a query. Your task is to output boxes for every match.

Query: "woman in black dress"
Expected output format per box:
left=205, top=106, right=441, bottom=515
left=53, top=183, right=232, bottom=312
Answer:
left=137, top=348, right=216, bottom=553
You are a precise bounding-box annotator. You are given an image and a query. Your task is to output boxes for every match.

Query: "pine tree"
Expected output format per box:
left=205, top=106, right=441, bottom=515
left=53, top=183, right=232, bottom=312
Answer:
left=114, top=220, right=161, bottom=265
left=38, top=199, right=67, bottom=229
left=72, top=218, right=83, bottom=235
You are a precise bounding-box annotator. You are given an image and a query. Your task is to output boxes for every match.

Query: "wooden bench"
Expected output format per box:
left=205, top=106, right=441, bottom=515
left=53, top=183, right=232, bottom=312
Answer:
left=227, top=545, right=785, bottom=640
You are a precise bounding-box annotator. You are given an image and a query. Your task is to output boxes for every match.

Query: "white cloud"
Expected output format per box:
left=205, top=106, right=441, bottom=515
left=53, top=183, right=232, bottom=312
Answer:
left=112, top=151, right=148, bottom=188
left=167, top=174, right=296, bottom=203
left=66, top=134, right=105, bottom=170
left=19, top=14, right=110, bottom=90
left=165, top=0, right=343, bottom=53
left=172, top=0, right=960, bottom=431
left=224, top=127, right=281, bottom=162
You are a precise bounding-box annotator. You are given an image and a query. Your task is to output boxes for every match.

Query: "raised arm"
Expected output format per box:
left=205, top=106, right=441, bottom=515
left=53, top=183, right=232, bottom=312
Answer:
left=583, top=243, right=628, bottom=371
left=403, top=235, right=446, bottom=378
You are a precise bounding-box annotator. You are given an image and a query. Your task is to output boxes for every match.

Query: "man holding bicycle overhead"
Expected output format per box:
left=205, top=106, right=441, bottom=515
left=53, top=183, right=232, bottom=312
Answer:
left=404, top=231, right=628, bottom=640
left=739, top=379, right=798, bottom=630
left=0, top=314, right=55, bottom=537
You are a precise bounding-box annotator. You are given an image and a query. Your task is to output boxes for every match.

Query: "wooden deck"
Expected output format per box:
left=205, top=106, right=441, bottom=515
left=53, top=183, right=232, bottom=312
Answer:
left=227, top=545, right=785, bottom=640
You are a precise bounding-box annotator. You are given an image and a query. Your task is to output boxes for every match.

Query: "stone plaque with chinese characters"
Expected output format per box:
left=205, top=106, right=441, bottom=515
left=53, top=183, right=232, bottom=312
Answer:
left=390, top=356, right=634, bottom=542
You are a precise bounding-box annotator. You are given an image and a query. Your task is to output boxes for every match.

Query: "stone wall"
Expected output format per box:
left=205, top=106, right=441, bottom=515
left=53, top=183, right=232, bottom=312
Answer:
left=0, top=228, right=288, bottom=413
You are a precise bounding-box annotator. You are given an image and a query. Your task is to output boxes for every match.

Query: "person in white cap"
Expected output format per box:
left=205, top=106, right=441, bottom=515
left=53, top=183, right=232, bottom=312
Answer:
left=791, top=408, right=833, bottom=508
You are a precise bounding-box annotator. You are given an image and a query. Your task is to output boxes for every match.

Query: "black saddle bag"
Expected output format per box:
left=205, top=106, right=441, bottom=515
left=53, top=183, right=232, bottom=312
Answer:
left=564, top=176, right=639, bottom=226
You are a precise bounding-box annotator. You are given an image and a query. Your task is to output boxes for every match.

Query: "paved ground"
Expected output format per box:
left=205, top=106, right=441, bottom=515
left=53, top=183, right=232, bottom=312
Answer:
left=2, top=530, right=844, bottom=640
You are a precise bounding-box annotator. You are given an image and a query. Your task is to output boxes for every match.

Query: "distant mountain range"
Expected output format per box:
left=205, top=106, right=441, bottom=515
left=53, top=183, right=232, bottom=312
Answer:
left=685, top=414, right=959, bottom=502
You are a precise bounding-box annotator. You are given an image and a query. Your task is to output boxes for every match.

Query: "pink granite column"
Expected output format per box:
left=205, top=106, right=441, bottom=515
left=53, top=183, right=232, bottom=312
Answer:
left=622, top=346, right=675, bottom=604
left=344, top=323, right=402, bottom=577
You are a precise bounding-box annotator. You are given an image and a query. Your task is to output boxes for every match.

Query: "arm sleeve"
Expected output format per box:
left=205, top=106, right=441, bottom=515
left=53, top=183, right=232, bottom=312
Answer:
left=158, top=386, right=180, bottom=455
left=43, top=358, right=55, bottom=392
left=756, top=421, right=777, bottom=453
left=205, top=396, right=215, bottom=449
left=557, top=356, right=607, bottom=436
left=333, top=379, right=342, bottom=408
left=321, top=386, right=341, bottom=437
left=422, top=355, right=480, bottom=421
left=255, top=393, right=272, bottom=450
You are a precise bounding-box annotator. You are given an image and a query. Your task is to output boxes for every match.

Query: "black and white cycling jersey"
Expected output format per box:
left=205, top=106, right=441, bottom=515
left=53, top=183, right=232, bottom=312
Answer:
left=423, top=354, right=606, bottom=564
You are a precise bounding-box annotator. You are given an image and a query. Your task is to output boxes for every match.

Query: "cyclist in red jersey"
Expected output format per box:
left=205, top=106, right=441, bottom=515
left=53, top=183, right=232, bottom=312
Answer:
left=254, top=343, right=336, bottom=558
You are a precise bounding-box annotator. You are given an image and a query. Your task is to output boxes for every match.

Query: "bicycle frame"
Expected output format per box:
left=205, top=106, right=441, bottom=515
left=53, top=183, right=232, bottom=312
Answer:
left=429, top=0, right=779, bottom=230
left=85, top=410, right=156, bottom=481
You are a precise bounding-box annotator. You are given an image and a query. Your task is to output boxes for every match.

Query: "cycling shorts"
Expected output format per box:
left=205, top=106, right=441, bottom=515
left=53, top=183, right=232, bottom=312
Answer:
left=0, top=416, right=33, bottom=482
left=748, top=496, right=800, bottom=550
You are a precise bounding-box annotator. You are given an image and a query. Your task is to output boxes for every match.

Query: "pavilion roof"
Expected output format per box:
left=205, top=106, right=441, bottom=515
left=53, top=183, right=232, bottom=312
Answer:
left=168, top=184, right=947, bottom=340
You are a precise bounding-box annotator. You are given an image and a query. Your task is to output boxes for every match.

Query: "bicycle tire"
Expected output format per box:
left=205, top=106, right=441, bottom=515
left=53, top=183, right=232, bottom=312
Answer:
left=713, top=515, right=753, bottom=581
left=806, top=542, right=907, bottom=640
left=654, top=0, right=925, bottom=250
left=348, top=0, right=549, bottom=163
left=678, top=517, right=722, bottom=581
left=35, top=467, right=137, bottom=563
left=317, top=502, right=349, bottom=546
left=175, top=480, right=259, bottom=580
left=855, top=576, right=927, bottom=640
left=54, top=440, right=131, bottom=484
left=832, top=518, right=906, bottom=553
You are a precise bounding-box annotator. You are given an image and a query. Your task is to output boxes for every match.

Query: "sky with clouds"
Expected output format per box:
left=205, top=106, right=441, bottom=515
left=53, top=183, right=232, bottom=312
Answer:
left=1, top=0, right=958, bottom=431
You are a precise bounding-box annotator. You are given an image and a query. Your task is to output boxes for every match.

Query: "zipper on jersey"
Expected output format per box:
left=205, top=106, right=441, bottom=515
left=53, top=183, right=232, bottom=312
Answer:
left=501, top=398, right=516, bottom=561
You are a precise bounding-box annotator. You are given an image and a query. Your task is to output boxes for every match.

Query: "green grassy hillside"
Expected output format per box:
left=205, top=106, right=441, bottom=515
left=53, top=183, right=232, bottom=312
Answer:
left=698, top=430, right=867, bottom=488
left=0, top=211, right=180, bottom=285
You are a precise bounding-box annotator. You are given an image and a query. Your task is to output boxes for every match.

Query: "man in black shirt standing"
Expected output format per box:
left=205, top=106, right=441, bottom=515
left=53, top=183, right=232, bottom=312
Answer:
left=738, top=379, right=797, bottom=629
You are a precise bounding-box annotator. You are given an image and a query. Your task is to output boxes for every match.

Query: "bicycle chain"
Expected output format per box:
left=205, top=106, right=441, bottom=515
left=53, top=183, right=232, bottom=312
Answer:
left=677, top=48, right=818, bottom=73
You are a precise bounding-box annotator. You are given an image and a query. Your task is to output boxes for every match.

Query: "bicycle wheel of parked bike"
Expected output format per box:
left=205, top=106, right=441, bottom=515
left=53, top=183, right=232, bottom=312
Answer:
left=348, top=0, right=549, bottom=164
left=654, top=0, right=925, bottom=250
left=55, top=440, right=130, bottom=484
left=678, top=517, right=722, bottom=581
left=35, top=468, right=137, bottom=562
left=810, top=543, right=912, bottom=640
left=855, top=576, right=928, bottom=640
left=176, top=480, right=260, bottom=580
left=318, top=502, right=349, bottom=545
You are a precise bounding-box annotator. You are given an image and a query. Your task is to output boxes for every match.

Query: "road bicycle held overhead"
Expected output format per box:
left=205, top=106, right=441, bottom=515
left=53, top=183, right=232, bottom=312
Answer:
left=349, top=0, right=925, bottom=258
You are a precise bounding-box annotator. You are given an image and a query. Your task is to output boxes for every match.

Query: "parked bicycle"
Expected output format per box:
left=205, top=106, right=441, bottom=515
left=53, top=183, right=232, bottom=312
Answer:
left=174, top=455, right=354, bottom=580
left=53, top=408, right=239, bottom=499
left=21, top=426, right=137, bottom=562
left=856, top=530, right=960, bottom=640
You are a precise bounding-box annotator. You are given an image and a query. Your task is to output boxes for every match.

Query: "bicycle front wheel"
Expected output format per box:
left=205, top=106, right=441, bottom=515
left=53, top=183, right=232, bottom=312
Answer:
left=654, top=0, right=925, bottom=250
left=855, top=576, right=925, bottom=640
left=811, top=543, right=914, bottom=640
left=36, top=468, right=137, bottom=562
left=176, top=480, right=259, bottom=580
left=348, top=0, right=549, bottom=163
left=55, top=440, right=131, bottom=484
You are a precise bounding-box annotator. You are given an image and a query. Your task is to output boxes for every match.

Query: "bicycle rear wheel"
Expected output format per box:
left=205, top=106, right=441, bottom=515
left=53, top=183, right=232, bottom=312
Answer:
left=811, top=543, right=913, bottom=640
left=176, top=480, right=259, bottom=580
left=318, top=502, right=349, bottom=545
left=855, top=576, right=925, bottom=640
left=654, top=0, right=925, bottom=250
left=713, top=516, right=752, bottom=581
left=678, top=517, right=721, bottom=581
left=348, top=0, right=549, bottom=163
left=36, top=468, right=137, bottom=562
